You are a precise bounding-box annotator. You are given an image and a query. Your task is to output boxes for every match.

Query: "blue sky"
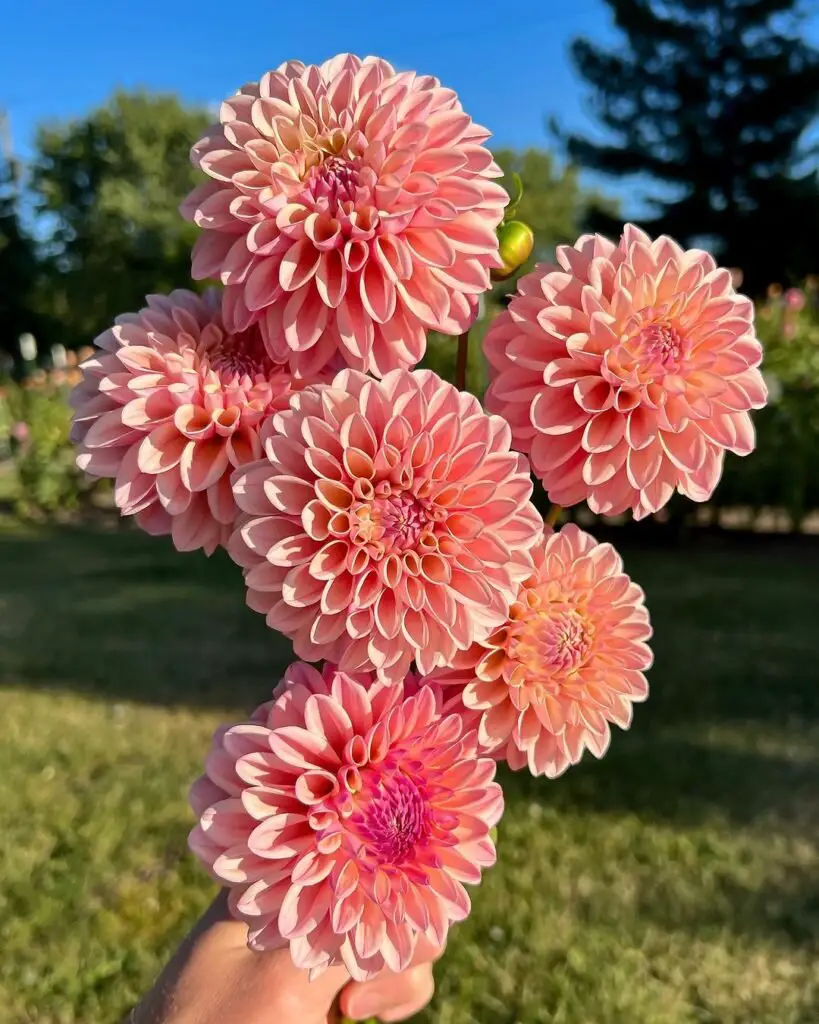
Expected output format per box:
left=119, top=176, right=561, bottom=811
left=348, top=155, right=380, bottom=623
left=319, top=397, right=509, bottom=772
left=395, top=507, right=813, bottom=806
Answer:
left=1, top=2, right=616, bottom=167
left=2, top=0, right=817, bottom=216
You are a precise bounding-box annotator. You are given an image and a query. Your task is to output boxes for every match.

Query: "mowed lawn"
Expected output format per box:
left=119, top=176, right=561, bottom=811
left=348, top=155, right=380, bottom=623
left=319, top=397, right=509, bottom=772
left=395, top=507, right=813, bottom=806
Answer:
left=1, top=519, right=818, bottom=1024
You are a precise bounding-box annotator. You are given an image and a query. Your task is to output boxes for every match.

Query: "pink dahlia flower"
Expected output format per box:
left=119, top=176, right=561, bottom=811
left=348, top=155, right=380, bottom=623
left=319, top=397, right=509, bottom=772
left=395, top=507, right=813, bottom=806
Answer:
left=784, top=287, right=806, bottom=313
left=484, top=224, right=768, bottom=519
left=181, top=54, right=507, bottom=378
left=189, top=662, right=502, bottom=980
left=430, top=524, right=652, bottom=778
left=229, top=368, right=543, bottom=681
left=71, top=289, right=323, bottom=555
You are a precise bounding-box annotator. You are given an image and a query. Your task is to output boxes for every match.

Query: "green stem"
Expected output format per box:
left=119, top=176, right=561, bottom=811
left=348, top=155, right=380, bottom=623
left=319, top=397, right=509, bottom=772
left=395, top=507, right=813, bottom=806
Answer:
left=545, top=504, right=563, bottom=527
left=456, top=330, right=470, bottom=391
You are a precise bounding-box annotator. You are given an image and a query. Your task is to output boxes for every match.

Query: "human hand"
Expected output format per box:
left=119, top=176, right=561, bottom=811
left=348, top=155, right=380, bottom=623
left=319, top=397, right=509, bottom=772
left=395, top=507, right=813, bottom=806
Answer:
left=129, top=891, right=440, bottom=1023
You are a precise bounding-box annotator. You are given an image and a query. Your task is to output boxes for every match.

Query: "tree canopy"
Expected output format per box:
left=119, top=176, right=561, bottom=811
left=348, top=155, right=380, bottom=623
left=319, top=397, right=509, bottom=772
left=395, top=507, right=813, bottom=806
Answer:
left=564, top=0, right=819, bottom=289
left=30, top=90, right=210, bottom=347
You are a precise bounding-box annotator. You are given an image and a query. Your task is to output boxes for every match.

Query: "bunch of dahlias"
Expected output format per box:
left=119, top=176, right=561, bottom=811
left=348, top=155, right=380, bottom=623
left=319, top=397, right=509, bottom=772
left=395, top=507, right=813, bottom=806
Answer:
left=72, top=53, right=766, bottom=987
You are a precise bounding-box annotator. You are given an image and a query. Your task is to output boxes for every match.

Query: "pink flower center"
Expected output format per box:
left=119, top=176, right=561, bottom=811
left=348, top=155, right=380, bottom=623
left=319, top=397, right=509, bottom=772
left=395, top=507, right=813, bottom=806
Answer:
left=199, top=326, right=275, bottom=379
left=629, top=319, right=685, bottom=375
left=305, top=155, right=361, bottom=212
left=512, top=606, right=594, bottom=675
left=352, top=769, right=431, bottom=865
left=352, top=493, right=433, bottom=554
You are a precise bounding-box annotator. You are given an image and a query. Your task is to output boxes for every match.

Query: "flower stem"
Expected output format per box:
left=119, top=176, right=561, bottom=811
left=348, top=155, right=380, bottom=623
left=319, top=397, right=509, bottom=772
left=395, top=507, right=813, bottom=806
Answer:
left=545, top=503, right=563, bottom=527
left=455, top=330, right=470, bottom=391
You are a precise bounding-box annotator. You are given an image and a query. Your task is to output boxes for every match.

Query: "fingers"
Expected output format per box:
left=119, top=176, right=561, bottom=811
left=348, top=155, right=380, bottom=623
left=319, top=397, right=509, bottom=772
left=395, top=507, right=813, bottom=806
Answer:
left=196, top=891, right=352, bottom=1019
left=340, top=962, right=435, bottom=1022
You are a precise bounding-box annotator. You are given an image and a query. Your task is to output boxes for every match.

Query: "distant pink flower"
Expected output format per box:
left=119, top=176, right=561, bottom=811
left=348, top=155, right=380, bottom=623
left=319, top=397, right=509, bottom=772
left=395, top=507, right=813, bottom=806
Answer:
left=484, top=225, right=768, bottom=519
left=189, top=662, right=502, bottom=980
left=229, top=368, right=542, bottom=681
left=430, top=525, right=652, bottom=778
left=181, top=54, right=507, bottom=378
left=784, top=287, right=806, bottom=312
left=11, top=421, right=29, bottom=444
left=71, top=290, right=322, bottom=555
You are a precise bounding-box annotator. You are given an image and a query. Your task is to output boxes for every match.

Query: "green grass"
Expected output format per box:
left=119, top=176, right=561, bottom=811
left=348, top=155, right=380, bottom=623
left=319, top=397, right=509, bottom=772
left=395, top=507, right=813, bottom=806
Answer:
left=1, top=519, right=818, bottom=1023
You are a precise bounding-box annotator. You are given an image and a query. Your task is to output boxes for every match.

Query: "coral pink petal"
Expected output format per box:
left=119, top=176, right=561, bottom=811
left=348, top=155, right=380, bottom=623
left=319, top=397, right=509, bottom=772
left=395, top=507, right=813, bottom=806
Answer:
left=484, top=225, right=767, bottom=518
left=71, top=288, right=330, bottom=555
left=188, top=663, right=501, bottom=980
left=429, top=524, right=652, bottom=778
left=182, top=54, right=507, bottom=377
left=229, top=368, right=541, bottom=682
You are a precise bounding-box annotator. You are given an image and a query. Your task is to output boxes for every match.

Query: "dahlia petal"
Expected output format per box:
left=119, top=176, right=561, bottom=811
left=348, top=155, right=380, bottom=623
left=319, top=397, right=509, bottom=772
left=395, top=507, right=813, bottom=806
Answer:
left=315, top=250, right=348, bottom=308
left=428, top=524, right=652, bottom=779
left=478, top=700, right=516, bottom=747
left=232, top=369, right=538, bottom=681
left=72, top=288, right=323, bottom=553
left=484, top=225, right=765, bottom=517
left=279, top=238, right=322, bottom=292
left=189, top=666, right=501, bottom=972
left=181, top=59, right=503, bottom=377
left=333, top=858, right=361, bottom=901
left=172, top=496, right=220, bottom=553
left=422, top=891, right=450, bottom=949
left=213, top=846, right=278, bottom=885
left=531, top=388, right=587, bottom=436
left=360, top=262, right=397, bottom=325
left=278, top=882, right=332, bottom=940
left=626, top=442, right=663, bottom=490
left=677, top=445, right=723, bottom=503
left=625, top=405, right=657, bottom=450
left=284, top=286, right=329, bottom=352
left=237, top=877, right=295, bottom=917
left=135, top=502, right=173, bottom=537
left=245, top=258, right=285, bottom=312
left=268, top=726, right=341, bottom=771
left=354, top=905, right=388, bottom=960
left=583, top=407, right=625, bottom=454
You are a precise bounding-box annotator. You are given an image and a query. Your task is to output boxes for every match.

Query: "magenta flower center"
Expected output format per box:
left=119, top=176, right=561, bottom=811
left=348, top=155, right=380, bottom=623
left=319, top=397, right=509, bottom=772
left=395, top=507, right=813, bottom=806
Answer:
left=352, top=769, right=431, bottom=865
left=352, top=493, right=434, bottom=554
left=305, top=155, right=361, bottom=212
left=512, top=606, right=594, bottom=675
left=199, top=327, right=275, bottom=379
left=630, top=319, right=685, bottom=375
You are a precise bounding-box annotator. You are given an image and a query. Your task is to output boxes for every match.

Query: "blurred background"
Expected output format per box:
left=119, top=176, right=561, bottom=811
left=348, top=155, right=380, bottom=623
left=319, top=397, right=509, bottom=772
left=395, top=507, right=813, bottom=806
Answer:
left=2, top=1, right=819, bottom=1021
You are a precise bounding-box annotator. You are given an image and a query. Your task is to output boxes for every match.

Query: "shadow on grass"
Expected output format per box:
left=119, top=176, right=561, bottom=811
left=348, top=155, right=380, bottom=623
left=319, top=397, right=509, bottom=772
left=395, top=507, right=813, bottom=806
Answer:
left=633, top=857, right=819, bottom=954
left=501, top=732, right=817, bottom=829
left=2, top=518, right=819, bottom=833
left=0, top=520, right=293, bottom=714
left=3, top=519, right=816, bottom=719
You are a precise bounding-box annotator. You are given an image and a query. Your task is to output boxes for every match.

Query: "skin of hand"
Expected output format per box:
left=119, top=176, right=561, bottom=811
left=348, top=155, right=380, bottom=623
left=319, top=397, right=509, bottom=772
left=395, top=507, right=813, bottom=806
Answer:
left=129, top=891, right=441, bottom=1023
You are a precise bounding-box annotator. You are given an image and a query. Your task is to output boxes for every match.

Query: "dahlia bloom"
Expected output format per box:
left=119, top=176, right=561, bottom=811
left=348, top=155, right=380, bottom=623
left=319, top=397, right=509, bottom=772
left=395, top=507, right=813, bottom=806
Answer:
left=189, top=662, right=502, bottom=980
left=71, top=289, right=321, bottom=554
left=229, top=368, right=542, bottom=681
left=484, top=224, right=768, bottom=519
left=181, top=54, right=507, bottom=378
left=431, top=525, right=652, bottom=778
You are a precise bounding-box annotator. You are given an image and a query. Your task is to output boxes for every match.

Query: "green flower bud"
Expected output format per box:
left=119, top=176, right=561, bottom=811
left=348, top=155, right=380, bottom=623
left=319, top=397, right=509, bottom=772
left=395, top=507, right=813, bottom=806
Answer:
left=492, top=220, right=534, bottom=281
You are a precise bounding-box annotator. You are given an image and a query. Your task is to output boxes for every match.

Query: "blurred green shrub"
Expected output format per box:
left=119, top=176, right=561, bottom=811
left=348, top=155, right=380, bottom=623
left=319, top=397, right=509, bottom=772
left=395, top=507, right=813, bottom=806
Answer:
left=716, top=283, right=819, bottom=527
left=0, top=370, right=108, bottom=519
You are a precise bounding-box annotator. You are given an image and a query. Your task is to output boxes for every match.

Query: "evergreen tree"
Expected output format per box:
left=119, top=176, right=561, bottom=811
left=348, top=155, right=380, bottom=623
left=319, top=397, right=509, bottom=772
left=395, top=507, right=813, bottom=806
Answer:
left=564, top=0, right=819, bottom=289
left=0, top=152, right=40, bottom=359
